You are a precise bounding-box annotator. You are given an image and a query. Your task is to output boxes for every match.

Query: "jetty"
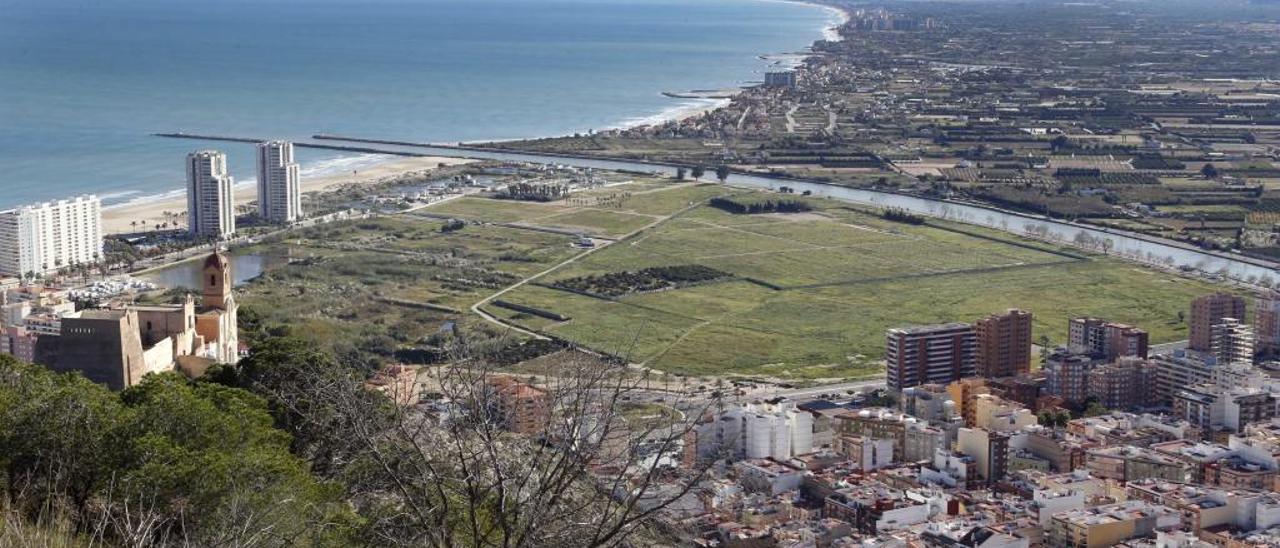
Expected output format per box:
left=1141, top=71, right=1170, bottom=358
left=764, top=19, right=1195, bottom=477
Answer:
left=153, top=132, right=436, bottom=157
left=661, top=89, right=739, bottom=99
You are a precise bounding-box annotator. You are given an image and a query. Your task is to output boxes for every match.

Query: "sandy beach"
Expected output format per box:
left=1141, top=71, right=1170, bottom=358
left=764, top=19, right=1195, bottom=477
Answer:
left=102, top=155, right=472, bottom=234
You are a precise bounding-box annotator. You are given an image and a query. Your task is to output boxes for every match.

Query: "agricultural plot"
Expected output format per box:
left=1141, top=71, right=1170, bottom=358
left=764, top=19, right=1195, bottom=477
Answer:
left=485, top=190, right=1225, bottom=381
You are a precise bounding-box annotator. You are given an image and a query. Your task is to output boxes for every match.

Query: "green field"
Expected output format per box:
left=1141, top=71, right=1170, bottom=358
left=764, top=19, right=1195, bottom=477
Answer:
left=468, top=188, right=1224, bottom=381
left=218, top=180, right=1228, bottom=382
left=417, top=183, right=723, bottom=238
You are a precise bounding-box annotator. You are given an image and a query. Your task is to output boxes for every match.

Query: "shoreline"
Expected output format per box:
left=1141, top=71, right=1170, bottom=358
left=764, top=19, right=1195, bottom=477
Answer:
left=98, top=0, right=843, bottom=235
left=611, top=0, right=845, bottom=128
left=101, top=155, right=471, bottom=234
left=465, top=0, right=844, bottom=144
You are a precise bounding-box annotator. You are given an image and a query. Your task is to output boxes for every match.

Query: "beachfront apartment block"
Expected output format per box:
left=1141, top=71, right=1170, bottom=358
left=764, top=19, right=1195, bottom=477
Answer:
left=186, top=151, right=236, bottom=239
left=0, top=195, right=102, bottom=277
left=256, top=141, right=302, bottom=224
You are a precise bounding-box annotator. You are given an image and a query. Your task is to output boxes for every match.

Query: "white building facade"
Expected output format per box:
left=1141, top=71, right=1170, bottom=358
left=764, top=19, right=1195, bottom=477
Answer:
left=186, top=151, right=236, bottom=239
left=696, top=403, right=817, bottom=462
left=255, top=141, right=302, bottom=224
left=0, top=195, right=102, bottom=277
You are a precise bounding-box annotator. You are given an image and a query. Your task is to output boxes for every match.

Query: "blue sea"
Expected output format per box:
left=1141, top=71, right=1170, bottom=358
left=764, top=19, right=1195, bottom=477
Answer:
left=0, top=0, right=837, bottom=210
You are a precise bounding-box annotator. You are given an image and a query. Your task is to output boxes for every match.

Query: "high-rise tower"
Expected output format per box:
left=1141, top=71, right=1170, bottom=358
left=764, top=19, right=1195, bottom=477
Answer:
left=256, top=141, right=302, bottom=224
left=186, top=151, right=235, bottom=239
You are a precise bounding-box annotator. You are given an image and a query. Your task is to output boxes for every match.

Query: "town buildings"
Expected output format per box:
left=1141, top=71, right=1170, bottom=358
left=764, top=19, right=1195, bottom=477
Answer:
left=1085, top=446, right=1192, bottom=483
left=694, top=403, right=817, bottom=463
left=186, top=150, right=236, bottom=239
left=0, top=195, right=102, bottom=277
left=1211, top=318, right=1255, bottom=365
left=1088, top=358, right=1160, bottom=410
left=763, top=71, right=797, bottom=89
left=972, top=393, right=1038, bottom=432
left=1173, top=384, right=1277, bottom=435
left=0, top=325, right=37, bottom=363
left=1046, top=500, right=1182, bottom=547
left=885, top=323, right=976, bottom=391
left=1043, top=348, right=1096, bottom=405
left=256, top=140, right=302, bottom=224
left=957, top=427, right=1010, bottom=483
left=974, top=309, right=1033, bottom=379
left=1068, top=317, right=1149, bottom=361
left=485, top=375, right=551, bottom=435
left=1152, top=351, right=1219, bottom=406
left=1190, top=293, right=1247, bottom=353
left=833, top=408, right=909, bottom=461
left=1126, top=479, right=1280, bottom=535
left=0, top=285, right=82, bottom=367
left=1256, top=291, right=1280, bottom=356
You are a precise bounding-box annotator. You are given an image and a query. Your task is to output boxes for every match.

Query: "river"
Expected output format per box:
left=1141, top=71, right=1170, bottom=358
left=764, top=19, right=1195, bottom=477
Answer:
left=400, top=145, right=1280, bottom=286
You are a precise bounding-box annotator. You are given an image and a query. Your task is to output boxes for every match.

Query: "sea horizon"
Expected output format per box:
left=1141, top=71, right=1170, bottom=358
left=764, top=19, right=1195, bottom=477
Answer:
left=0, top=0, right=844, bottom=212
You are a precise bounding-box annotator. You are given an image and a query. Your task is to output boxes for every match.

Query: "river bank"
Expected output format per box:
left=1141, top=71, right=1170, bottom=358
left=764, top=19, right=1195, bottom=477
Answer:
left=316, top=141, right=1280, bottom=287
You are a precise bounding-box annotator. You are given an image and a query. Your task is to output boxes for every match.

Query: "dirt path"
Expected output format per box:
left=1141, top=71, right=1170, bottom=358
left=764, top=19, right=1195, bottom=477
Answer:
left=468, top=187, right=716, bottom=338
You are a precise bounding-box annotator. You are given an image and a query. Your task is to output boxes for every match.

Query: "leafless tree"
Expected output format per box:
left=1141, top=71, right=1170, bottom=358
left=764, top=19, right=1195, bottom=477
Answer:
left=252, top=341, right=725, bottom=548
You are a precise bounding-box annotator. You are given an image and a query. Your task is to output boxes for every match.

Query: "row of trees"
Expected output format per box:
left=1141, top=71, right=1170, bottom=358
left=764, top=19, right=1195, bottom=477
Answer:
left=708, top=197, right=813, bottom=215
left=674, top=165, right=731, bottom=182
left=881, top=207, right=926, bottom=225
left=551, top=264, right=731, bottom=297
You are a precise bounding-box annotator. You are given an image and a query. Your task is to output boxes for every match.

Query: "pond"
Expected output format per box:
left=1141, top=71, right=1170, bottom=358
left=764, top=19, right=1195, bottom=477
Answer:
left=143, top=252, right=289, bottom=291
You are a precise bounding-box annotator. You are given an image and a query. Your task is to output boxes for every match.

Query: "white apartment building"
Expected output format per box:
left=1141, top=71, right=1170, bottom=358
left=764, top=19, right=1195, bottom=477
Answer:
left=186, top=151, right=235, bottom=239
left=255, top=141, right=302, bottom=223
left=0, top=195, right=102, bottom=277
left=695, top=403, right=816, bottom=462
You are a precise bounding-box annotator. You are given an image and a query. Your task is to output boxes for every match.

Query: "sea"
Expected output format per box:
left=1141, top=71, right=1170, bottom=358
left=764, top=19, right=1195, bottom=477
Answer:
left=0, top=0, right=840, bottom=210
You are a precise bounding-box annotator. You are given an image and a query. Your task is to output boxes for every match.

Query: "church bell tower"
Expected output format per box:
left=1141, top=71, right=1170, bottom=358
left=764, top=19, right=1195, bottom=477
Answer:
left=202, top=252, right=232, bottom=310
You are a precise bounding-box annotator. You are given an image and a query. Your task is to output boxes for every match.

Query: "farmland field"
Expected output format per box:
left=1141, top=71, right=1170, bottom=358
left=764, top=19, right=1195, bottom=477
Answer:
left=456, top=185, right=1225, bottom=381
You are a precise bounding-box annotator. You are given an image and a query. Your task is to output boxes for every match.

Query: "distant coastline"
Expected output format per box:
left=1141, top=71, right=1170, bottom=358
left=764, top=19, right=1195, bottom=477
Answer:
left=470, top=0, right=844, bottom=142
left=15, top=0, right=842, bottom=226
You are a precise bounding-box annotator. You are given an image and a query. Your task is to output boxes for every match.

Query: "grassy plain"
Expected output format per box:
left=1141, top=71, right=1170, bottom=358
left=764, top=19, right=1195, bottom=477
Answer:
left=472, top=188, right=1225, bottom=381
left=210, top=179, right=1227, bottom=382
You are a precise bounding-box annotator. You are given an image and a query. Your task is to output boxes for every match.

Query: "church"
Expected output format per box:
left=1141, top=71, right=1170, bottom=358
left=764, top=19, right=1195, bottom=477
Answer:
left=53, top=252, right=240, bottom=390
